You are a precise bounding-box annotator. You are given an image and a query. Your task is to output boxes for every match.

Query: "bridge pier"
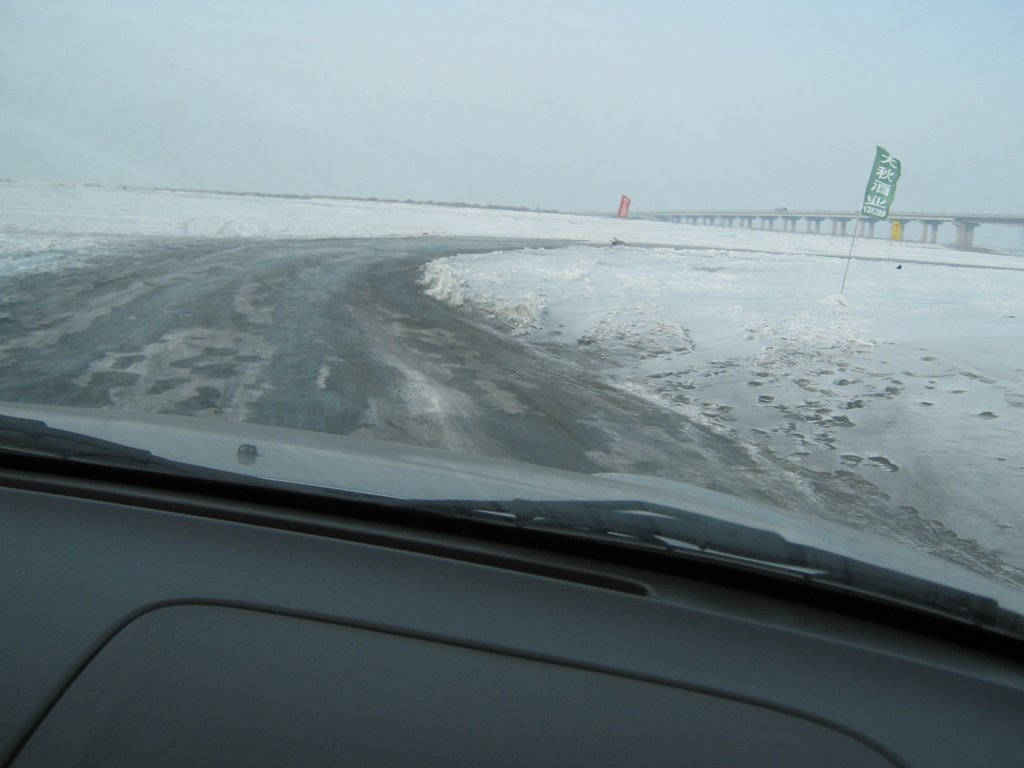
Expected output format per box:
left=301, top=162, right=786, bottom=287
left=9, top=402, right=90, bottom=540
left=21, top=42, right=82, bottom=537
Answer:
left=830, top=217, right=852, bottom=236
left=760, top=217, right=776, bottom=230
left=853, top=220, right=876, bottom=238
left=806, top=217, right=824, bottom=234
left=954, top=220, right=979, bottom=249
left=919, top=220, right=941, bottom=244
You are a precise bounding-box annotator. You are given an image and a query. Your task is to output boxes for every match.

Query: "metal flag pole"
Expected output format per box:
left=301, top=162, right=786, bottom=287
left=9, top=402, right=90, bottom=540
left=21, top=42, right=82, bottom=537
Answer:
left=842, top=146, right=901, bottom=295
left=840, top=215, right=861, bottom=294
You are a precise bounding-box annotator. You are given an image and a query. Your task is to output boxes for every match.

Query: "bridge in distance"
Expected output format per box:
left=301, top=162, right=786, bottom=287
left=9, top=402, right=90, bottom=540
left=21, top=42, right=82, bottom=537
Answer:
left=637, top=210, right=1024, bottom=249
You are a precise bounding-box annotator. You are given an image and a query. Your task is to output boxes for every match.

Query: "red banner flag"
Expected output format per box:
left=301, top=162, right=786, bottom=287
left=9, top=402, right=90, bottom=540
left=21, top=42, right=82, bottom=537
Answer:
left=617, top=195, right=631, bottom=218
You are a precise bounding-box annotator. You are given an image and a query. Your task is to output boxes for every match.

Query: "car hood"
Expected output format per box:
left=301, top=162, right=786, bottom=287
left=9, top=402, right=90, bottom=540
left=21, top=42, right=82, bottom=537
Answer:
left=2, top=402, right=1022, bottom=616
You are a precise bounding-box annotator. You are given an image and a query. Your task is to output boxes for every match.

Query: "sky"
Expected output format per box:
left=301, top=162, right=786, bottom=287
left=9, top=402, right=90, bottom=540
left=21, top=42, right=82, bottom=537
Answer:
left=1, top=0, right=1022, bottom=214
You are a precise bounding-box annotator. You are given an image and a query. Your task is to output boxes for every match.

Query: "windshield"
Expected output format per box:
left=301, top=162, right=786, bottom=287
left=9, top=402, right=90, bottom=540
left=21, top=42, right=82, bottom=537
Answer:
left=1, top=2, right=1022, bottom=622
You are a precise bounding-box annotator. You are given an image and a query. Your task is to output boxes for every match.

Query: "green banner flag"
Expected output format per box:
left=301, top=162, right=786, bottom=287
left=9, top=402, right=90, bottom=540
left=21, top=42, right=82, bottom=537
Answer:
left=860, top=146, right=901, bottom=219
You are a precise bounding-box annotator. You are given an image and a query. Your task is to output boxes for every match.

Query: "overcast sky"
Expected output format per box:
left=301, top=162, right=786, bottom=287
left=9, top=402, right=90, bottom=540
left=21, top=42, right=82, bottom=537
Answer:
left=2, top=0, right=1021, bottom=213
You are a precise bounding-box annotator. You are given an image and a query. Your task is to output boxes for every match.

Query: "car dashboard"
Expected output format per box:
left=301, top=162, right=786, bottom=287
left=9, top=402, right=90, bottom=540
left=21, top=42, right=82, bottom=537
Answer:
left=2, top=454, right=1023, bottom=767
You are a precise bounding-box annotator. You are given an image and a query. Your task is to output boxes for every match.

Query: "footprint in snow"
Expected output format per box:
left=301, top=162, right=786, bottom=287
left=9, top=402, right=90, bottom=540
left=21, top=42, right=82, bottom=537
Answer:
left=867, top=456, right=899, bottom=472
left=822, top=415, right=855, bottom=428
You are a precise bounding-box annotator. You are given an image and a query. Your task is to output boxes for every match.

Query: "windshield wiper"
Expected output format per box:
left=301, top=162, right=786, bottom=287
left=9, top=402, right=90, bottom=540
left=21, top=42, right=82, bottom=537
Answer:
left=396, top=497, right=1019, bottom=636
left=0, top=413, right=199, bottom=473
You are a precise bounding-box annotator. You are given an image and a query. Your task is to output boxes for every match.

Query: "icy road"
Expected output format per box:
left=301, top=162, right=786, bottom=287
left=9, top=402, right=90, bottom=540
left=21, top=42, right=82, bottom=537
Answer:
left=0, top=236, right=779, bottom=488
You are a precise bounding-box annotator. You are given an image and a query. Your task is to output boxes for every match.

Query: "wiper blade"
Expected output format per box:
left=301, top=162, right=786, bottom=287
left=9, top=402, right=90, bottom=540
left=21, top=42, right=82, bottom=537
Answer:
left=0, top=413, right=188, bottom=471
left=399, top=497, right=1017, bottom=635
left=478, top=498, right=800, bottom=568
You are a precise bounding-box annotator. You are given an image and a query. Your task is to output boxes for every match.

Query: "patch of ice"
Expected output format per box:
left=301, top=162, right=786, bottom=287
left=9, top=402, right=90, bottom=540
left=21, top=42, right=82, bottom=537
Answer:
left=316, top=364, right=331, bottom=390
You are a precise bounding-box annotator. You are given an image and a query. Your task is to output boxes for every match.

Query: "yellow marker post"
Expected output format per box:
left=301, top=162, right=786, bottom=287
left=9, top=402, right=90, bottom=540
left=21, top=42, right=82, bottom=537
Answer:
left=891, top=220, right=903, bottom=241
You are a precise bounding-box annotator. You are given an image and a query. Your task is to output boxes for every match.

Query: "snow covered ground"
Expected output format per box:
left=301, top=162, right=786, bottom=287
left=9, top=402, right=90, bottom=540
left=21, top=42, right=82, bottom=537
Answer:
left=420, top=245, right=1024, bottom=566
left=2, top=181, right=1022, bottom=567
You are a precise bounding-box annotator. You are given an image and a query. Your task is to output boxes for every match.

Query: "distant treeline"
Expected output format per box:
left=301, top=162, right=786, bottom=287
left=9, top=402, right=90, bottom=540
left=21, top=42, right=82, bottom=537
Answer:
left=187, top=185, right=564, bottom=214
left=3, top=179, right=564, bottom=215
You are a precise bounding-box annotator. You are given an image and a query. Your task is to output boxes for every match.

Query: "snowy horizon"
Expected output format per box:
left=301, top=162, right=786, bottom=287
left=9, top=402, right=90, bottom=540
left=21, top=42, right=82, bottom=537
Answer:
left=3, top=180, right=1023, bottom=259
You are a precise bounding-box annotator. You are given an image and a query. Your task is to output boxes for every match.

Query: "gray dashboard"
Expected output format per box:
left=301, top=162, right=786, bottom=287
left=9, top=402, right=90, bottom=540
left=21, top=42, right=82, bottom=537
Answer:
left=2, top=479, right=1023, bottom=766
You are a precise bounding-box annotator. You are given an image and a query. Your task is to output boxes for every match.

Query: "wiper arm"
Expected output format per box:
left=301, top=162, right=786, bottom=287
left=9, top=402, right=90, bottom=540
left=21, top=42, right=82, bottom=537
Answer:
left=486, top=498, right=799, bottom=569
left=398, top=496, right=1015, bottom=634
